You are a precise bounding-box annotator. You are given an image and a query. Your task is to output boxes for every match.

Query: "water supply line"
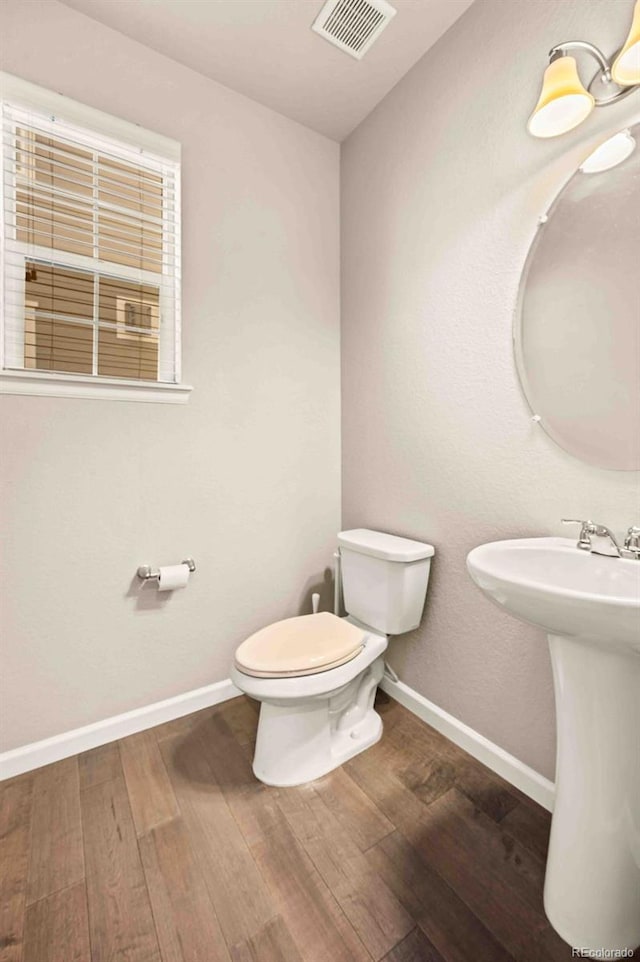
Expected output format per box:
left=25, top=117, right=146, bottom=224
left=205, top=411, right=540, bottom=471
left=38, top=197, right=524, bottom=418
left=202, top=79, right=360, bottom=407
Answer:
left=333, top=550, right=341, bottom=616
left=384, top=662, right=399, bottom=683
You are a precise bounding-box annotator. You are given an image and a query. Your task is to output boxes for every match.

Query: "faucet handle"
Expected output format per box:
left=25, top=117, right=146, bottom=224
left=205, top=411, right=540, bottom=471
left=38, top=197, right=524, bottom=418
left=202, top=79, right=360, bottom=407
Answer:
left=624, top=526, right=640, bottom=551
left=561, top=518, right=595, bottom=548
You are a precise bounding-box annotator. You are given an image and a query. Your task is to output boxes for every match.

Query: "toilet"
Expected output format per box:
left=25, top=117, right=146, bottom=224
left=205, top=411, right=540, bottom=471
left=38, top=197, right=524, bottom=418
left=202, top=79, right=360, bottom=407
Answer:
left=231, top=528, right=434, bottom=786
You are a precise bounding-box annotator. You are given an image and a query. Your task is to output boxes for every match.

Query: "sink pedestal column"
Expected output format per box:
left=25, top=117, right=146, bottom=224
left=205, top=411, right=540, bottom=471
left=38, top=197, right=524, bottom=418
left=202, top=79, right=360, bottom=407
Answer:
left=545, top=633, right=640, bottom=953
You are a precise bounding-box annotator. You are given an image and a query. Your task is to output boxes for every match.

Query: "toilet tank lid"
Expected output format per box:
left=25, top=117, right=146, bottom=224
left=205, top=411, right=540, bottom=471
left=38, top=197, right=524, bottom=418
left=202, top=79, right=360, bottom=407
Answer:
left=338, top=529, right=434, bottom=562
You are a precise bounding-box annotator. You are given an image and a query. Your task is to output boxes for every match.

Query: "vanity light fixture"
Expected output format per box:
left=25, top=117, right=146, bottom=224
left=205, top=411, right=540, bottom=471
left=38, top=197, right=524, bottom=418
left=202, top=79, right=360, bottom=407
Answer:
left=528, top=0, right=640, bottom=138
left=580, top=129, right=636, bottom=173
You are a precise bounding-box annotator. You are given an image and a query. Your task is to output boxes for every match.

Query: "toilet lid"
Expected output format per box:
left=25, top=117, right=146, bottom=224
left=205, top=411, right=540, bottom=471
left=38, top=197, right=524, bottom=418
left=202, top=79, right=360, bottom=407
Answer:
left=235, top=612, right=365, bottom=678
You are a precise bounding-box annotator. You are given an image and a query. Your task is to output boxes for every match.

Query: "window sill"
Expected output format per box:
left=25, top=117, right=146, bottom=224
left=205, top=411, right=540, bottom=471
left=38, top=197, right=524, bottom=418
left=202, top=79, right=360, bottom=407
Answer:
left=0, top=369, right=193, bottom=404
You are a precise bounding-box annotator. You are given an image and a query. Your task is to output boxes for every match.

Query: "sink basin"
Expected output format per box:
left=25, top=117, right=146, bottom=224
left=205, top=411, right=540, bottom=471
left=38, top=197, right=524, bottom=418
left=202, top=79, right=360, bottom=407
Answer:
left=467, top=536, right=640, bottom=651
left=467, top=537, right=640, bottom=954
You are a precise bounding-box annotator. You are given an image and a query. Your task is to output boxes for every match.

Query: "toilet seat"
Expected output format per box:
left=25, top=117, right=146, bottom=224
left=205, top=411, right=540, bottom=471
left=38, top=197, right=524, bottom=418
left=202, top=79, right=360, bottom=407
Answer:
left=234, top=611, right=365, bottom=678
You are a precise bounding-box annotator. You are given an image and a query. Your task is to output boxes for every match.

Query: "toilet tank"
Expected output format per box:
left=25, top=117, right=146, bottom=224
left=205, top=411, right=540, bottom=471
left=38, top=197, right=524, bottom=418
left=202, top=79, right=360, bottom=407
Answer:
left=337, top=529, right=434, bottom=635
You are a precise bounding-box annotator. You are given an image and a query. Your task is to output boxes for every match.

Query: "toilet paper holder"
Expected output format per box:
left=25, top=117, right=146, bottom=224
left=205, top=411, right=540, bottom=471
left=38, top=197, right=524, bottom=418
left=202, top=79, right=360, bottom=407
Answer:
left=137, top=558, right=196, bottom=582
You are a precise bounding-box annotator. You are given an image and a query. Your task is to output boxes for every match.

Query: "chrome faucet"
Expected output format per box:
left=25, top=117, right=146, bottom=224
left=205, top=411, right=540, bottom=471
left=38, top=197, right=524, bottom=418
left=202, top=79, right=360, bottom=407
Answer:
left=562, top=519, right=640, bottom=560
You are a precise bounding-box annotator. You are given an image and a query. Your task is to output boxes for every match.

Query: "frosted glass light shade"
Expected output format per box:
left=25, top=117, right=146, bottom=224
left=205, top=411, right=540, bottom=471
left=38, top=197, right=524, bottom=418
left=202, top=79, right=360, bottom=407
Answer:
left=612, top=0, right=640, bottom=86
left=528, top=57, right=595, bottom=138
left=580, top=130, right=636, bottom=173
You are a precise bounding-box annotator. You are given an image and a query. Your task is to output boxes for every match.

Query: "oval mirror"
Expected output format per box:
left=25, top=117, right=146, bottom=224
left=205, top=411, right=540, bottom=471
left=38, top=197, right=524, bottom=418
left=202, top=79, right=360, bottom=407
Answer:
left=515, top=123, right=640, bottom=471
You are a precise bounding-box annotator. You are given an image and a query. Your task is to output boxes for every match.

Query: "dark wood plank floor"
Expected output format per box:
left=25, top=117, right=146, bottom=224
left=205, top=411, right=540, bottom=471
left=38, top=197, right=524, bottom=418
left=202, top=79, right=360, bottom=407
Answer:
left=0, top=692, right=576, bottom=962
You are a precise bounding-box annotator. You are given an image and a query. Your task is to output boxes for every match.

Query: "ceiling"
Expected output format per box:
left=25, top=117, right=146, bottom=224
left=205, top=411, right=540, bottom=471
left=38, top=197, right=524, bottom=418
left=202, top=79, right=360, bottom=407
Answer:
left=59, top=0, right=474, bottom=141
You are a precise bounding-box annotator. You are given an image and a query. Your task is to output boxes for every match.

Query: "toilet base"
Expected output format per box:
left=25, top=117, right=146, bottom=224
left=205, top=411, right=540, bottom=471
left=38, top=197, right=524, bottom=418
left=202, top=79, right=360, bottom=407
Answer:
left=251, top=657, right=385, bottom=786
left=253, top=707, right=382, bottom=787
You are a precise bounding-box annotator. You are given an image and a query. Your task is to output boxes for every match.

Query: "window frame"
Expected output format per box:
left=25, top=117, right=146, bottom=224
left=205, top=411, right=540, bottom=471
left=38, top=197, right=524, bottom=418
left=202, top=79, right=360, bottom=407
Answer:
left=0, top=72, right=191, bottom=404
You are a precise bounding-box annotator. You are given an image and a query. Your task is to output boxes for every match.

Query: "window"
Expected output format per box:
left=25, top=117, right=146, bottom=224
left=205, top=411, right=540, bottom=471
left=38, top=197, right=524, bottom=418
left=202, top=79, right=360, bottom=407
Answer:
left=0, top=74, right=190, bottom=402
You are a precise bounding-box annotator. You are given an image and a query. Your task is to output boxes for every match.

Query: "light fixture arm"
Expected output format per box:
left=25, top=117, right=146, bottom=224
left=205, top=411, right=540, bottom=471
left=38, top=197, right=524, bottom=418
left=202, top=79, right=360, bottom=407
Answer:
left=548, top=41, right=612, bottom=79
left=547, top=40, right=638, bottom=107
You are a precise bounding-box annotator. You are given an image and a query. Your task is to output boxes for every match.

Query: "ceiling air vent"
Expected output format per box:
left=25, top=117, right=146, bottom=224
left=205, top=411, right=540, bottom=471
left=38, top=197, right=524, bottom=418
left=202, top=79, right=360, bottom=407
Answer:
left=312, top=0, right=397, bottom=60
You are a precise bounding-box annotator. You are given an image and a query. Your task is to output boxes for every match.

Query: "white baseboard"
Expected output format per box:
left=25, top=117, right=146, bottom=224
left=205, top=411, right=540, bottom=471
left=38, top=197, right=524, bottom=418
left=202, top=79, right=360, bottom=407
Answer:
left=380, top=676, right=555, bottom=812
left=1, top=674, right=556, bottom=812
left=0, top=679, right=241, bottom=781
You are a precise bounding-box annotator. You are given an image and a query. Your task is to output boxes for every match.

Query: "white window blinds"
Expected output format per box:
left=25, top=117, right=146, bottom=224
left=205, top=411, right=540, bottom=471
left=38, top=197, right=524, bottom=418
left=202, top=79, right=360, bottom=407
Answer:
left=1, top=102, right=181, bottom=386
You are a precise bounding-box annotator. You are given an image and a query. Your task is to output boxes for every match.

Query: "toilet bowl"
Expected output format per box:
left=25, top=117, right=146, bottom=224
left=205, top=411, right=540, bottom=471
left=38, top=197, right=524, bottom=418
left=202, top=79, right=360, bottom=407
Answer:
left=232, top=528, right=434, bottom=786
left=232, top=614, right=387, bottom=785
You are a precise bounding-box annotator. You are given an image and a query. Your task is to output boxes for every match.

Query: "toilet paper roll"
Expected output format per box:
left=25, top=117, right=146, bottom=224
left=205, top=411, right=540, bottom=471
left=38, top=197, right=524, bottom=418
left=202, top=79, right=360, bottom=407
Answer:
left=157, top=563, right=190, bottom=591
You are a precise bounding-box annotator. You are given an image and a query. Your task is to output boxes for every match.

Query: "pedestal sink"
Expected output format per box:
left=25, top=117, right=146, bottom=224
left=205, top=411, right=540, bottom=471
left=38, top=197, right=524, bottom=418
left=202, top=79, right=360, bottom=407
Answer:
left=466, top=537, right=640, bottom=954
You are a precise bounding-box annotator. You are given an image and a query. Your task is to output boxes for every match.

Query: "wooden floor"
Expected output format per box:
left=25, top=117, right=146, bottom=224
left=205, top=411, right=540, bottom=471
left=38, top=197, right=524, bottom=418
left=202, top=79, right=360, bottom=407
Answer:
left=0, top=692, right=576, bottom=962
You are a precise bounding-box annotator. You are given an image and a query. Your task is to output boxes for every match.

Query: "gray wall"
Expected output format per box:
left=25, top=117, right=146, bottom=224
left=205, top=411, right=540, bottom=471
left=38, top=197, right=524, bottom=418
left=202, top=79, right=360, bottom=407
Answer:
left=0, top=1, right=341, bottom=751
left=341, top=0, right=640, bottom=779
